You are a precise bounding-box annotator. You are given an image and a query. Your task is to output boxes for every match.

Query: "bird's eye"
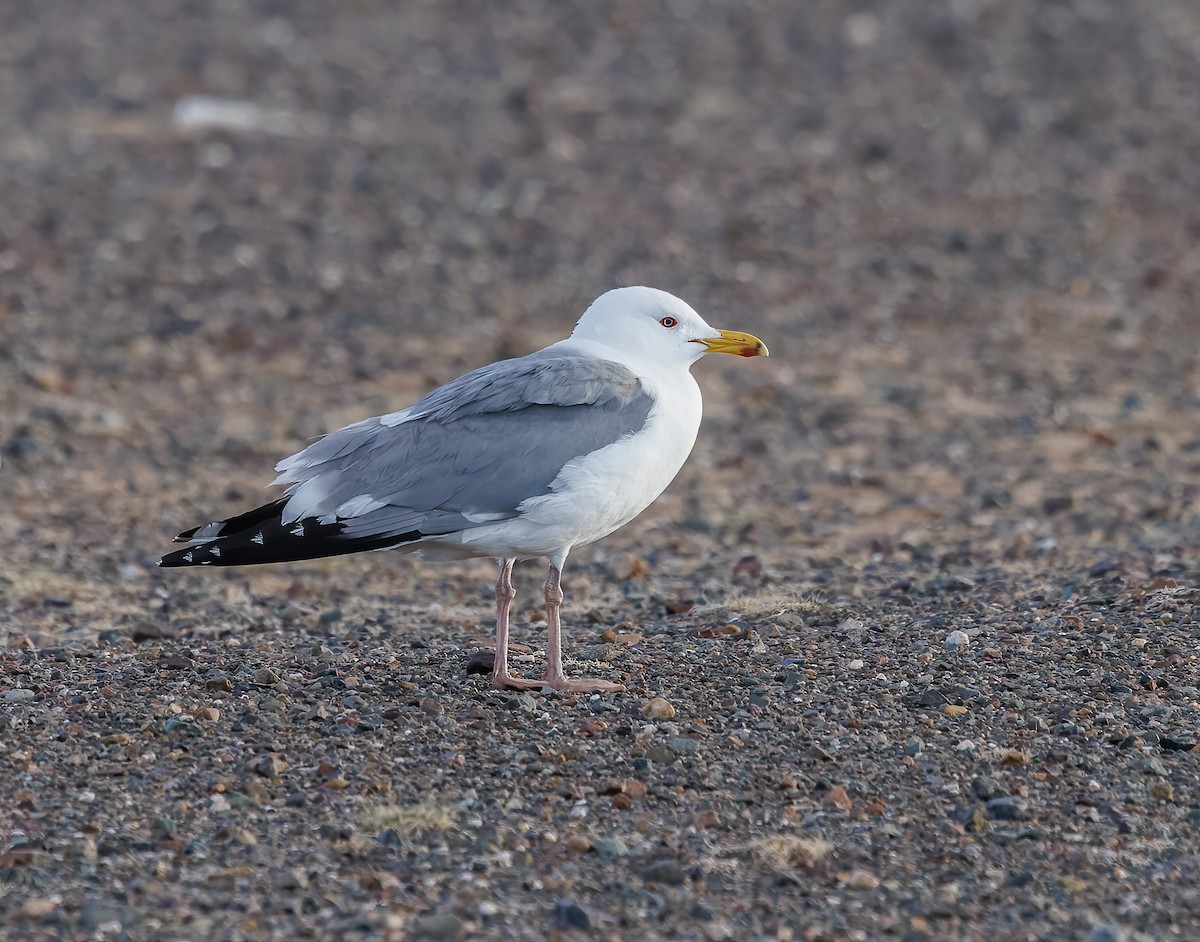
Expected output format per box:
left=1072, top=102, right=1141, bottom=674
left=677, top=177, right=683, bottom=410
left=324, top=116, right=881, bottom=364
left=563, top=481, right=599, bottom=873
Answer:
left=659, top=316, right=679, bottom=328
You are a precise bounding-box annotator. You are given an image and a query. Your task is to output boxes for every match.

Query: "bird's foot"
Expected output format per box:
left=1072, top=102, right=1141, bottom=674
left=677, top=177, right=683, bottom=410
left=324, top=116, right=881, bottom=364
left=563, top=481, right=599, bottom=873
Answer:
left=491, top=671, right=625, bottom=694
left=491, top=671, right=551, bottom=691
left=541, top=673, right=626, bottom=694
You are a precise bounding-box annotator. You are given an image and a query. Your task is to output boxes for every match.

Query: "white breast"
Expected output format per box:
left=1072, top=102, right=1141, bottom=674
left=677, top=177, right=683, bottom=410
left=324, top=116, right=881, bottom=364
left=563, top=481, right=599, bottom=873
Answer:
left=458, top=366, right=703, bottom=560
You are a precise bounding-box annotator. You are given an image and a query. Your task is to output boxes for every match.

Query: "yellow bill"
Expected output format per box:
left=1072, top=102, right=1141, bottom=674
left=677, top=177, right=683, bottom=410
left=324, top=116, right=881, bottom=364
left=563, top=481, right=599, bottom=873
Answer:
left=693, top=329, right=769, bottom=358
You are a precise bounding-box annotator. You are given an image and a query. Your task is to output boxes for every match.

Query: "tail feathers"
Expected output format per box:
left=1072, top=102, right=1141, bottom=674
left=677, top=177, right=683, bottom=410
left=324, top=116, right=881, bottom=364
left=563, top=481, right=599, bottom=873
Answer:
left=160, top=498, right=420, bottom=568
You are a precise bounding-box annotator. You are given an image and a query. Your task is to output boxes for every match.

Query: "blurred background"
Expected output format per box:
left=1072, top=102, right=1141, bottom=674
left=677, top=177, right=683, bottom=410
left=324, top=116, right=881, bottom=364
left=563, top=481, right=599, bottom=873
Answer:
left=2, top=0, right=1200, bottom=635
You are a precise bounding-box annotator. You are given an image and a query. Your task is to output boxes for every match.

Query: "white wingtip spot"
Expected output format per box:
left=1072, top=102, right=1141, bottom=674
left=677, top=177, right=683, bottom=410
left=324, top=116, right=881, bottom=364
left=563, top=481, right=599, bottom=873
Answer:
left=291, top=523, right=306, bottom=537
left=252, top=531, right=265, bottom=545
left=182, top=552, right=193, bottom=562
left=209, top=546, right=221, bottom=557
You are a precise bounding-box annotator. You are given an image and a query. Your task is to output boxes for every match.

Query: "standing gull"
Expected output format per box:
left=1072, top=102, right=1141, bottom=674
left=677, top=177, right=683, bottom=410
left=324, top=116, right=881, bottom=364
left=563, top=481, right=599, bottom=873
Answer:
left=160, top=287, right=768, bottom=692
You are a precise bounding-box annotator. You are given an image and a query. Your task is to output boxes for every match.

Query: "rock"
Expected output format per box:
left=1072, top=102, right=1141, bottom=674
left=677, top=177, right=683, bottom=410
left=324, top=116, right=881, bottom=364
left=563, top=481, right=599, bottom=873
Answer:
left=20, top=898, right=58, bottom=918
left=945, top=630, right=970, bottom=651
left=132, top=622, right=171, bottom=642
left=827, top=785, right=853, bottom=811
left=668, top=737, right=701, bottom=756
left=986, top=796, right=1029, bottom=821
left=464, top=651, right=494, bottom=675
left=412, top=912, right=464, bottom=941
left=565, top=834, right=592, bottom=853
left=641, top=858, right=686, bottom=885
left=1142, top=757, right=1168, bottom=777
left=1043, top=495, right=1073, bottom=515
left=845, top=869, right=880, bottom=890
left=574, top=644, right=616, bottom=662
left=4, top=689, right=34, bottom=703
left=971, top=775, right=1003, bottom=800
left=552, top=899, right=590, bottom=930
left=904, top=739, right=924, bottom=756
left=254, top=668, right=281, bottom=685
left=1086, top=924, right=1126, bottom=942
left=593, top=837, right=629, bottom=858
left=640, top=697, right=676, bottom=719
left=252, top=755, right=287, bottom=779
left=82, top=900, right=131, bottom=931
left=504, top=693, right=538, bottom=712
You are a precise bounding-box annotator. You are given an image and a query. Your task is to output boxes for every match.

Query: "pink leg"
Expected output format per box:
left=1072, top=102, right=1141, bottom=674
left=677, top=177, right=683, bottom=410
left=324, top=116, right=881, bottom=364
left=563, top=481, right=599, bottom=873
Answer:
left=490, top=558, right=545, bottom=690
left=539, top=564, right=625, bottom=694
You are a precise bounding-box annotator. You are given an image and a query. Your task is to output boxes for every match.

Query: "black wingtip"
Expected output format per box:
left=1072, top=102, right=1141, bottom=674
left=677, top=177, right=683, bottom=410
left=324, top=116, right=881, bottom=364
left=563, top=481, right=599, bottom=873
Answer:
left=160, top=498, right=422, bottom=569
left=160, top=543, right=220, bottom=567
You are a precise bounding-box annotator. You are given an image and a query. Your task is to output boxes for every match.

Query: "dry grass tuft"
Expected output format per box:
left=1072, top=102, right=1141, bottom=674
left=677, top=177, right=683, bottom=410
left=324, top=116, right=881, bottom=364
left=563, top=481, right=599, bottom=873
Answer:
left=711, top=589, right=835, bottom=622
left=745, top=834, right=834, bottom=871
left=357, top=800, right=456, bottom=835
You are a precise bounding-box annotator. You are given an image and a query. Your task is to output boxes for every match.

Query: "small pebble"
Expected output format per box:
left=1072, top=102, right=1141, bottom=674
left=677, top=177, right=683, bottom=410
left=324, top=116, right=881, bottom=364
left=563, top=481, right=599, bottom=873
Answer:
left=21, top=898, right=58, bottom=918
left=5, top=689, right=34, bottom=703
left=593, top=837, right=629, bottom=858
left=845, top=869, right=880, bottom=890
left=986, top=796, right=1030, bottom=821
left=412, top=913, right=464, bottom=941
left=945, top=630, right=970, bottom=651
left=504, top=694, right=538, bottom=713
left=1142, top=757, right=1168, bottom=777
left=668, top=737, right=701, bottom=756
left=640, top=697, right=676, bottom=719
left=552, top=899, right=590, bottom=931
left=641, top=858, right=686, bottom=885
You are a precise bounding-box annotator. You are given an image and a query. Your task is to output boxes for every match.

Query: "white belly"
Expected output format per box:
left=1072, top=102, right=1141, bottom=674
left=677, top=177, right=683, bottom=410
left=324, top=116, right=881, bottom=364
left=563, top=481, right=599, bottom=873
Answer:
left=457, top=371, right=703, bottom=561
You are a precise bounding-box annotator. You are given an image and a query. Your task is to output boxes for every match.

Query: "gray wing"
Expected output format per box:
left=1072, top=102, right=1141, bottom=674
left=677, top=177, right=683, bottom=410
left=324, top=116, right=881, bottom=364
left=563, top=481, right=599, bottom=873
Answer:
left=271, top=352, right=654, bottom=540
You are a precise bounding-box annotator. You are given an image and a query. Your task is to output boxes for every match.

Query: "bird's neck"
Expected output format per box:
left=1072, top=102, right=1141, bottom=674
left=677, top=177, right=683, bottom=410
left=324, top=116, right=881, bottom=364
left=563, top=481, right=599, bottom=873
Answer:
left=549, top=337, right=694, bottom=378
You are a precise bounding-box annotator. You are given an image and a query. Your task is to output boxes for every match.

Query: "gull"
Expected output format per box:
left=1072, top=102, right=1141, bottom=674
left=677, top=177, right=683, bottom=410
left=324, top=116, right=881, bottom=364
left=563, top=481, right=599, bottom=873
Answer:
left=160, top=287, right=768, bottom=692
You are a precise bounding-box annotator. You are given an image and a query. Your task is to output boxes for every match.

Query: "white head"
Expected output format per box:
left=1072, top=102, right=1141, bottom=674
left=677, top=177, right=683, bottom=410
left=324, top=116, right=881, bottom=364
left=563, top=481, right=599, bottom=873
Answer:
left=570, top=286, right=768, bottom=369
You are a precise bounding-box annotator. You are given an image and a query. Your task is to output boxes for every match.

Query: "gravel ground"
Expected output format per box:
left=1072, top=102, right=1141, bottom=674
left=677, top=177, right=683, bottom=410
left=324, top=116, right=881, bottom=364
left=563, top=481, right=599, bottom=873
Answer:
left=4, top=1, right=1200, bottom=940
